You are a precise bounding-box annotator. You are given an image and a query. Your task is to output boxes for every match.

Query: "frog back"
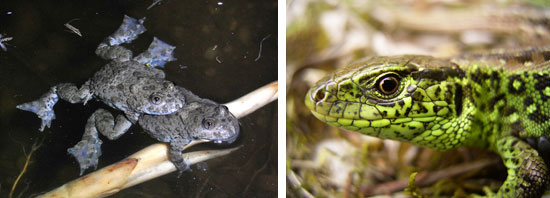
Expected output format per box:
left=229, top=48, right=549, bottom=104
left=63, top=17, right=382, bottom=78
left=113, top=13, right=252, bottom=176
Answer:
left=89, top=61, right=184, bottom=116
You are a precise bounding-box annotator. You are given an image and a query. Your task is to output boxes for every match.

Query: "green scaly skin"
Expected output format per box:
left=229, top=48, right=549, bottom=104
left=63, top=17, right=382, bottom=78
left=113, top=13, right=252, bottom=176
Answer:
left=305, top=49, right=550, bottom=197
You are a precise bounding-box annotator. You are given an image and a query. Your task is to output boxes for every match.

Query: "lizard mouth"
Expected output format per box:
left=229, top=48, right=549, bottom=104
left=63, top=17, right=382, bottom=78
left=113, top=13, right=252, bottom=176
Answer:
left=305, top=85, right=440, bottom=135
left=305, top=88, right=394, bottom=124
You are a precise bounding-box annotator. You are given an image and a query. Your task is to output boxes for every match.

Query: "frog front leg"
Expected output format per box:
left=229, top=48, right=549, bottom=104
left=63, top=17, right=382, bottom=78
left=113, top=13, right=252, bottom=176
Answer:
left=16, top=82, right=93, bottom=131
left=95, top=15, right=146, bottom=62
left=487, top=136, right=550, bottom=197
left=168, top=137, right=192, bottom=173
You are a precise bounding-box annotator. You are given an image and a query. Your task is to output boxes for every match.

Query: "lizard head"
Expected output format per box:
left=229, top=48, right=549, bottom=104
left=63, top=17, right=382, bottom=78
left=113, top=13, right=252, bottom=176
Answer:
left=305, top=55, right=465, bottom=148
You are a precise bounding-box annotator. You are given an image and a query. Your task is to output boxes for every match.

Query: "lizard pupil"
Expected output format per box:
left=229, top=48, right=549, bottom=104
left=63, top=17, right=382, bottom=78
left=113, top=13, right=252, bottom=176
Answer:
left=378, top=75, right=399, bottom=95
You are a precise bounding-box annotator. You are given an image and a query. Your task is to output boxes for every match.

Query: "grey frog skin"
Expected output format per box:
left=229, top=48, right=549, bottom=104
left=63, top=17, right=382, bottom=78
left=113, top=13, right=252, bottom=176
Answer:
left=16, top=15, right=188, bottom=175
left=139, top=86, right=240, bottom=172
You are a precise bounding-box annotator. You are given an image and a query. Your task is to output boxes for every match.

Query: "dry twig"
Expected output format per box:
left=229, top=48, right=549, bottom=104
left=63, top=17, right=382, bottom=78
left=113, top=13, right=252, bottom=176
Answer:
left=10, top=137, right=44, bottom=198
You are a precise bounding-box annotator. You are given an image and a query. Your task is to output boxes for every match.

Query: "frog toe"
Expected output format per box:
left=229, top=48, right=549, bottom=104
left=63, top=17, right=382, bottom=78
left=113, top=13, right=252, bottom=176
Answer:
left=174, top=160, right=191, bottom=174
left=67, top=138, right=103, bottom=175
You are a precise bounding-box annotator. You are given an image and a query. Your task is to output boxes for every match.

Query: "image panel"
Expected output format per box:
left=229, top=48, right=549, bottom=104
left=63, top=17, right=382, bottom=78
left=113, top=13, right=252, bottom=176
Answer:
left=287, top=0, right=550, bottom=197
left=0, top=0, right=278, bottom=197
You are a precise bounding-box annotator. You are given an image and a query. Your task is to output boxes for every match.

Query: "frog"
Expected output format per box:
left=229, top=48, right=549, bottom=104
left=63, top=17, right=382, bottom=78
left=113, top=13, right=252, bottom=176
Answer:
left=139, top=86, right=240, bottom=172
left=17, top=15, right=183, bottom=131
left=66, top=85, right=239, bottom=174
left=68, top=86, right=240, bottom=175
left=16, top=15, right=187, bottom=175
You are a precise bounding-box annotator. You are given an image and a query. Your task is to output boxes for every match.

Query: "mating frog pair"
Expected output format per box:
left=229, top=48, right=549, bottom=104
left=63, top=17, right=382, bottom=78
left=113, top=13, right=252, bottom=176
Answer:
left=17, top=15, right=239, bottom=175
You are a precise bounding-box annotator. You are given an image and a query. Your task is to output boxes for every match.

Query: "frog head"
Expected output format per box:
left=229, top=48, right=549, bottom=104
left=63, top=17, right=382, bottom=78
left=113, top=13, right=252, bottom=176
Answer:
left=128, top=80, right=185, bottom=115
left=183, top=102, right=240, bottom=144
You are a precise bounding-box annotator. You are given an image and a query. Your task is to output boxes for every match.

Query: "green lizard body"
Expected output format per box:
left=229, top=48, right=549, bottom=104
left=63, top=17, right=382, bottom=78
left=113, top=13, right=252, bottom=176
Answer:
left=305, top=48, right=550, bottom=197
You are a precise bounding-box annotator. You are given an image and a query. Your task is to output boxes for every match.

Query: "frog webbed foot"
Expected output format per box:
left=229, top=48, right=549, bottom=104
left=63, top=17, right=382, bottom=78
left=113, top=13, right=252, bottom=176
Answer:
left=67, top=108, right=128, bottom=175
left=17, top=83, right=94, bottom=131
left=133, top=37, right=177, bottom=68
left=67, top=137, right=103, bottom=175
left=96, top=15, right=146, bottom=61
left=169, top=138, right=192, bottom=173
left=16, top=87, right=59, bottom=131
left=106, top=15, right=146, bottom=46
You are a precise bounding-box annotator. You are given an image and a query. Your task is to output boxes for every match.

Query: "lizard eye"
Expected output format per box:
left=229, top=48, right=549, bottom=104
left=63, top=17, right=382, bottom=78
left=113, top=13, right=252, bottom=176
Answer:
left=202, top=118, right=215, bottom=130
left=150, top=94, right=163, bottom=105
left=377, top=74, right=400, bottom=95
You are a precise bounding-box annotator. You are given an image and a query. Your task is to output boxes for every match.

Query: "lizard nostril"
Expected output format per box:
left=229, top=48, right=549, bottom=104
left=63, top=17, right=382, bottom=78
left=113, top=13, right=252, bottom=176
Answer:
left=313, top=89, right=325, bottom=102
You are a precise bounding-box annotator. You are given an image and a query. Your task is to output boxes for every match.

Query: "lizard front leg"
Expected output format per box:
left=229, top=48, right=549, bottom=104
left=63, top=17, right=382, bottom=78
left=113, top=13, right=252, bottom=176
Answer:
left=488, top=136, right=549, bottom=197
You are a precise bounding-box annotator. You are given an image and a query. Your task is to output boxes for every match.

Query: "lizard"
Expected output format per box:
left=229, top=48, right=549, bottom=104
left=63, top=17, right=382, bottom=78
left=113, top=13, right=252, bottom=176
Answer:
left=305, top=47, right=550, bottom=197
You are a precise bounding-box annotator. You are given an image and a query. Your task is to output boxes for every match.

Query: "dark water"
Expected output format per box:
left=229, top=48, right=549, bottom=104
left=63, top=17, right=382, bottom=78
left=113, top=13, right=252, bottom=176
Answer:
left=0, top=0, right=277, bottom=197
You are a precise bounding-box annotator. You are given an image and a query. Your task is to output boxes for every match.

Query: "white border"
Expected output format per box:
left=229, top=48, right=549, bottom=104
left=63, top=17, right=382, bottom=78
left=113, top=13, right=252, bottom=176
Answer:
left=278, top=0, right=286, bottom=197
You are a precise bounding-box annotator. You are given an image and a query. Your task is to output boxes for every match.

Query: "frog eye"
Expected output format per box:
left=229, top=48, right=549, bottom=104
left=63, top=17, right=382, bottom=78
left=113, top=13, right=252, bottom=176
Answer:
left=150, top=94, right=163, bottom=105
left=202, top=118, right=215, bottom=130
left=377, top=74, right=400, bottom=95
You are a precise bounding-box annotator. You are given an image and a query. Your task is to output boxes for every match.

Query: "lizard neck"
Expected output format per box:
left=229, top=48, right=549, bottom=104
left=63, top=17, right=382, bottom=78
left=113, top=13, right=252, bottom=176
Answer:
left=459, top=65, right=508, bottom=150
left=457, top=61, right=550, bottom=151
